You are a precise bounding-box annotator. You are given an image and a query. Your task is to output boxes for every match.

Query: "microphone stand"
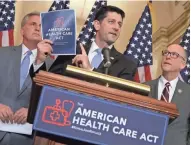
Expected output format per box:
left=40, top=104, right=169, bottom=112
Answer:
left=105, top=68, right=110, bottom=87
left=103, top=64, right=110, bottom=87
left=102, top=48, right=111, bottom=87
left=104, top=67, right=109, bottom=75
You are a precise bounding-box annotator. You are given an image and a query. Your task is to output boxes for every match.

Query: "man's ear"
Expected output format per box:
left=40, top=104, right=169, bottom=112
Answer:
left=180, top=61, right=186, bottom=70
left=93, top=20, right=100, bottom=31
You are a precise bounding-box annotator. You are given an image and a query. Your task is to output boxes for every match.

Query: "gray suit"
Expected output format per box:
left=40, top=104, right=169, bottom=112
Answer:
left=145, top=78, right=190, bottom=145
left=0, top=45, right=53, bottom=145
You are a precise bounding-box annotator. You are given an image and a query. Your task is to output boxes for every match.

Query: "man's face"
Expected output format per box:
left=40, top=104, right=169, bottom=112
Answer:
left=21, top=15, right=42, bottom=43
left=94, top=12, right=123, bottom=45
left=161, top=44, right=186, bottom=73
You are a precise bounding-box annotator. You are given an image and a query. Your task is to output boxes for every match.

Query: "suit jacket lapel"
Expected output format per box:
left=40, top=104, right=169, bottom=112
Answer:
left=109, top=46, right=120, bottom=65
left=12, top=45, right=33, bottom=97
left=150, top=78, right=159, bottom=100
left=171, top=80, right=181, bottom=103
left=46, top=56, right=55, bottom=71
left=152, top=78, right=182, bottom=102
left=97, top=46, right=119, bottom=73
left=19, top=74, right=32, bottom=94
left=12, top=46, right=22, bottom=94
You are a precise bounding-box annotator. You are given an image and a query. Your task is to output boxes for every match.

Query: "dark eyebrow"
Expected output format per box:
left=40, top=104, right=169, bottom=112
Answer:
left=31, top=22, right=41, bottom=26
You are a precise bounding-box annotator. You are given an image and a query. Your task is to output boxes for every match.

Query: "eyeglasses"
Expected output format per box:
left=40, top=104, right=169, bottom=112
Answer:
left=162, top=50, right=185, bottom=61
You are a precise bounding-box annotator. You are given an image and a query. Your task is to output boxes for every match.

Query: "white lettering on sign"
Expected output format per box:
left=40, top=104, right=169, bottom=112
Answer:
left=139, top=133, right=159, bottom=143
left=75, top=107, right=127, bottom=126
left=72, top=116, right=110, bottom=132
left=113, top=126, right=137, bottom=138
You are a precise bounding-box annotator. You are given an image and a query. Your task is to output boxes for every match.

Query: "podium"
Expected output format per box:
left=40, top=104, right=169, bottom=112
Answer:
left=28, top=66, right=179, bottom=145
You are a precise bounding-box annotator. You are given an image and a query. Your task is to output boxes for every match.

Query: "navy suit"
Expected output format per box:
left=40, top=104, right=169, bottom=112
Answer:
left=49, top=43, right=138, bottom=80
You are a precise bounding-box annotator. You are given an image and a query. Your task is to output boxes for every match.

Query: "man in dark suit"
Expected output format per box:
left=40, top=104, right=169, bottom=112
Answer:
left=35, top=6, right=137, bottom=80
left=145, top=44, right=190, bottom=145
left=0, top=11, right=53, bottom=145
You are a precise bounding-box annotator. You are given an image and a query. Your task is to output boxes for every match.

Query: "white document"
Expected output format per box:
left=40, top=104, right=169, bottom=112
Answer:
left=0, top=121, right=33, bottom=135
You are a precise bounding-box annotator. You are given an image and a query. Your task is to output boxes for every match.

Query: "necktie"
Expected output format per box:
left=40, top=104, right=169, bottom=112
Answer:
left=91, top=49, right=102, bottom=68
left=20, top=51, right=32, bottom=89
left=161, top=82, right=170, bottom=102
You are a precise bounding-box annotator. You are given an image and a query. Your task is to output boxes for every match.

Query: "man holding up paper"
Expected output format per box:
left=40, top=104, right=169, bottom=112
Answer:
left=36, top=6, right=137, bottom=81
left=0, top=12, right=50, bottom=145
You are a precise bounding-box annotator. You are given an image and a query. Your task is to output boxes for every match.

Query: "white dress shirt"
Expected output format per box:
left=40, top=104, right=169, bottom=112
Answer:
left=158, top=76, right=179, bottom=102
left=21, top=44, right=42, bottom=74
left=88, top=41, right=113, bottom=65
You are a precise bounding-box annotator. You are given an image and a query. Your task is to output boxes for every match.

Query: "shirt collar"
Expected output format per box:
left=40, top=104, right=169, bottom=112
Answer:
left=91, top=41, right=113, bottom=52
left=159, top=75, right=179, bottom=88
left=22, top=44, right=37, bottom=56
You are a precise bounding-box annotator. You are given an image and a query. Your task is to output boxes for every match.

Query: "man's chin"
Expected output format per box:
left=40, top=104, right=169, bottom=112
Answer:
left=32, top=38, right=42, bottom=44
left=162, top=67, right=171, bottom=72
left=107, top=39, right=116, bottom=45
left=34, top=37, right=42, bottom=41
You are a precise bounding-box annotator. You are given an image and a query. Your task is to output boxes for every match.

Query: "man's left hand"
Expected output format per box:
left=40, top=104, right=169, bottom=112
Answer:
left=13, top=108, right=28, bottom=124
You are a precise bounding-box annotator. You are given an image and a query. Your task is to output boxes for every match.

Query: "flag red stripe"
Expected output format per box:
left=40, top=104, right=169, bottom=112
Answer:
left=8, top=29, right=14, bottom=46
left=144, top=65, right=152, bottom=81
left=134, top=70, right=140, bottom=82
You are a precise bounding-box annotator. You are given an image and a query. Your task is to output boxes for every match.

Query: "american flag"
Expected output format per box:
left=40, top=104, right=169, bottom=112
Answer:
left=124, top=2, right=152, bottom=83
left=179, top=26, right=190, bottom=84
left=77, top=0, right=107, bottom=45
left=49, top=0, right=70, bottom=11
left=0, top=1, right=15, bottom=47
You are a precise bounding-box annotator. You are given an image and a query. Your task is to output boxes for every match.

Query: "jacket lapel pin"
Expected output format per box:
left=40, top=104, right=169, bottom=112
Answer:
left=178, top=89, right=182, bottom=94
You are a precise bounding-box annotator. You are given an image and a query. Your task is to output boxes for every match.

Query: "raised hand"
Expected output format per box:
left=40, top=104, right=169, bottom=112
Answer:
left=72, top=43, right=92, bottom=70
left=35, top=39, right=53, bottom=65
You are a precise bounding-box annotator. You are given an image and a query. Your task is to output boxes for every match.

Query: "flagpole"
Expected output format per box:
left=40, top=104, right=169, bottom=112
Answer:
left=148, top=1, right=157, bottom=80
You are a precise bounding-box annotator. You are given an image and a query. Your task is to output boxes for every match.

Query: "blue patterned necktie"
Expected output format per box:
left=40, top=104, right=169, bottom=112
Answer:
left=20, top=51, right=32, bottom=89
left=91, top=49, right=102, bottom=68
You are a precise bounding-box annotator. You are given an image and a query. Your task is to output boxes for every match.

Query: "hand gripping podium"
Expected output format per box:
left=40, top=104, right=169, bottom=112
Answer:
left=28, top=65, right=179, bottom=145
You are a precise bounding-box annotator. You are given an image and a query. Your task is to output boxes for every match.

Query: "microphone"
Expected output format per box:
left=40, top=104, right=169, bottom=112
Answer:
left=102, top=48, right=111, bottom=68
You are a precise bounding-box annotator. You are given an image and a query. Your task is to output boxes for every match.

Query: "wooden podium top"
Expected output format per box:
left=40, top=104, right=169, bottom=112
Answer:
left=34, top=70, right=179, bottom=119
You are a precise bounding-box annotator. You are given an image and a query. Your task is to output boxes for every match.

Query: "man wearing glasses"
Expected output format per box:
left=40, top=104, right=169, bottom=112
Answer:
left=145, top=44, right=190, bottom=145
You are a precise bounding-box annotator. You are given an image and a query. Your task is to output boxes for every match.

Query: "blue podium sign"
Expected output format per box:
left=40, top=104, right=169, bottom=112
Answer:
left=41, top=9, right=76, bottom=55
left=33, top=86, right=169, bottom=145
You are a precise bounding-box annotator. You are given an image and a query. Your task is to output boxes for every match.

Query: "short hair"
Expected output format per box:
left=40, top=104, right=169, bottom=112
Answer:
left=21, top=11, right=40, bottom=28
left=94, top=5, right=125, bottom=22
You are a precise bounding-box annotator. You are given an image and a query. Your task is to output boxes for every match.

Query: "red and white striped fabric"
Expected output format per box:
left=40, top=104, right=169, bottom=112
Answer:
left=134, top=65, right=152, bottom=83
left=0, top=1, right=15, bottom=47
left=0, top=29, right=14, bottom=47
left=124, top=2, right=153, bottom=83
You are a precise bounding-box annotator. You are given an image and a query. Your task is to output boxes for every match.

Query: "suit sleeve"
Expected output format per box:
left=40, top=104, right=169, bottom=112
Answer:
left=29, top=54, right=75, bottom=78
left=118, top=58, right=138, bottom=81
left=29, top=62, right=46, bottom=78
left=48, top=55, right=74, bottom=75
left=121, top=64, right=137, bottom=80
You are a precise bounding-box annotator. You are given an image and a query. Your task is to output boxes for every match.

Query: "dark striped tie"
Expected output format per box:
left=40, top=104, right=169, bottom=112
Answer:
left=161, top=82, right=170, bottom=102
